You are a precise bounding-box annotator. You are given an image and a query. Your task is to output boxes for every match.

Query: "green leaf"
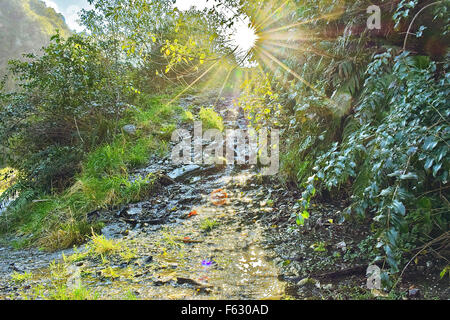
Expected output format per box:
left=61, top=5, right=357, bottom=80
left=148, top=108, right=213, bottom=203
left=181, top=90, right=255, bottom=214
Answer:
left=423, top=137, right=438, bottom=151
left=392, top=200, right=406, bottom=216
left=301, top=210, right=310, bottom=219
left=440, top=267, right=449, bottom=279
left=296, top=215, right=305, bottom=226
left=399, top=172, right=418, bottom=180
left=424, top=157, right=434, bottom=170
left=432, top=163, right=442, bottom=177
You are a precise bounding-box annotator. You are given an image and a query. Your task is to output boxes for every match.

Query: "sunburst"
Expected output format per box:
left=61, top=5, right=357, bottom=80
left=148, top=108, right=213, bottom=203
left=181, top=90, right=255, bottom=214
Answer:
left=170, top=0, right=343, bottom=109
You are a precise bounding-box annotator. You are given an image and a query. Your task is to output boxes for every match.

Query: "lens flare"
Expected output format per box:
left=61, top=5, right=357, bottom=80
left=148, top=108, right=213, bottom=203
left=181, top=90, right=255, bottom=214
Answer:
left=233, top=24, right=259, bottom=54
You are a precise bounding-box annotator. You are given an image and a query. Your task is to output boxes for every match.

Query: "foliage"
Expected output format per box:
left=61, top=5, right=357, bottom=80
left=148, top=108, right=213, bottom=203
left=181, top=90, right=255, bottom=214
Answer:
left=235, top=0, right=449, bottom=286
left=304, top=50, right=449, bottom=282
left=46, top=284, right=98, bottom=300
left=11, top=271, right=33, bottom=284
left=0, top=32, right=132, bottom=191
left=200, top=218, right=219, bottom=232
left=199, top=107, right=224, bottom=132
left=86, top=233, right=136, bottom=262
left=236, top=71, right=282, bottom=130
left=0, top=0, right=71, bottom=90
left=0, top=94, right=177, bottom=250
left=0, top=168, right=16, bottom=195
left=80, top=0, right=230, bottom=91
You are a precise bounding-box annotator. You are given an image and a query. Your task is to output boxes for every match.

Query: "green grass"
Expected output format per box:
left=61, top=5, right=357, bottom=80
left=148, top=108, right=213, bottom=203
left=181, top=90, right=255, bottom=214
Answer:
left=182, top=107, right=224, bottom=131
left=15, top=237, right=138, bottom=300
left=47, top=285, right=99, bottom=300
left=182, top=110, right=195, bottom=122
left=11, top=271, right=33, bottom=284
left=200, top=218, right=219, bottom=232
left=0, top=93, right=180, bottom=251
left=123, top=290, right=138, bottom=300
left=199, top=107, right=224, bottom=132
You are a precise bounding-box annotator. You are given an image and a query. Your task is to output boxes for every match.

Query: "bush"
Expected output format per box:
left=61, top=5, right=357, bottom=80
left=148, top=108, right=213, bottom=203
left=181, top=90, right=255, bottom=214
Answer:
left=0, top=91, right=176, bottom=250
left=0, top=33, right=131, bottom=191
left=301, top=51, right=450, bottom=284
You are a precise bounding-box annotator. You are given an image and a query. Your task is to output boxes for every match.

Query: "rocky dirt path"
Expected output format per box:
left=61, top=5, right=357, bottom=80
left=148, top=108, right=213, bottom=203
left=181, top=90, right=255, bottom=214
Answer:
left=0, top=94, right=292, bottom=299
left=0, top=93, right=447, bottom=300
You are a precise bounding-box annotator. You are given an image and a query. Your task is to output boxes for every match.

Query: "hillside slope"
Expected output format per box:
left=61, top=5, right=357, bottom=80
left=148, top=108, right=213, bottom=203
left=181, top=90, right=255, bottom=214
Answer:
left=0, top=0, right=71, bottom=87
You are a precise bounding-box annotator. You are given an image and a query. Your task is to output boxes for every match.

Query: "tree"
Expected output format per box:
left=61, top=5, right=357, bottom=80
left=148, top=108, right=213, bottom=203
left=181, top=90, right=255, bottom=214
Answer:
left=0, top=33, right=131, bottom=190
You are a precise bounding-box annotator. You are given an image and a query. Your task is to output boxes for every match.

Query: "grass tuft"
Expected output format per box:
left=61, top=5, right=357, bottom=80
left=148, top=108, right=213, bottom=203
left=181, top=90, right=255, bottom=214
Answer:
left=0, top=93, right=178, bottom=250
left=199, top=107, right=224, bottom=132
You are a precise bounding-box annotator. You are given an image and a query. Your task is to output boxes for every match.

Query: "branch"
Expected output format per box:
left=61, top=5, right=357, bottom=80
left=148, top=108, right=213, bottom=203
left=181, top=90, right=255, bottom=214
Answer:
left=403, top=1, right=444, bottom=51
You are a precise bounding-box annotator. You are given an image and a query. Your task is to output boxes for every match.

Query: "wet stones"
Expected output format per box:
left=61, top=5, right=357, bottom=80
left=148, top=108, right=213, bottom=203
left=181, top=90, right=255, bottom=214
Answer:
left=295, top=277, right=322, bottom=298
left=177, top=277, right=212, bottom=289
left=408, top=288, right=421, bottom=298
left=168, top=165, right=201, bottom=181
left=101, top=222, right=128, bottom=239
left=144, top=256, right=153, bottom=264
left=126, top=207, right=143, bottom=216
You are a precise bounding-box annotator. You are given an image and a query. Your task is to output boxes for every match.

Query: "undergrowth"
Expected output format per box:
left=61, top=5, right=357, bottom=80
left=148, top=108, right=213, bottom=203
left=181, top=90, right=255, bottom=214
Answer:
left=0, top=93, right=181, bottom=250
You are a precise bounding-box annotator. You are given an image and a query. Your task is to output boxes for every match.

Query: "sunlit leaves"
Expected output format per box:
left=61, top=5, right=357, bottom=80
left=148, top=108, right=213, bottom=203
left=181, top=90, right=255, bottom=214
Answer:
left=299, top=48, right=449, bottom=283
left=0, top=33, right=130, bottom=190
left=236, top=71, right=282, bottom=129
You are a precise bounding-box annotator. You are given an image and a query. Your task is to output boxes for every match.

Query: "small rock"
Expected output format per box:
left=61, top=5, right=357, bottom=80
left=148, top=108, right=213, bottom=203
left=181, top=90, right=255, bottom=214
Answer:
left=297, top=278, right=317, bottom=287
left=127, top=207, right=142, bottom=216
left=336, top=241, right=347, bottom=252
left=168, top=165, right=201, bottom=181
left=123, top=125, right=137, bottom=135
left=152, top=275, right=175, bottom=286
left=323, top=284, right=333, bottom=290
left=408, top=288, right=421, bottom=298
left=177, top=277, right=212, bottom=288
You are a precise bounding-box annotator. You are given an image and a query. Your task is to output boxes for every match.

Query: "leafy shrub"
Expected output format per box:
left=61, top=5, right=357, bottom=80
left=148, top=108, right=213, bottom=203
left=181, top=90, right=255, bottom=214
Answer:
left=301, top=50, right=449, bottom=284
left=0, top=32, right=131, bottom=191
left=0, top=93, right=175, bottom=250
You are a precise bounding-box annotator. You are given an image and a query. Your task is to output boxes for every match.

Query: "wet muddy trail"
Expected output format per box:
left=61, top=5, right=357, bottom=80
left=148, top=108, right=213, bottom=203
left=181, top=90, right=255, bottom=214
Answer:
left=0, top=93, right=448, bottom=300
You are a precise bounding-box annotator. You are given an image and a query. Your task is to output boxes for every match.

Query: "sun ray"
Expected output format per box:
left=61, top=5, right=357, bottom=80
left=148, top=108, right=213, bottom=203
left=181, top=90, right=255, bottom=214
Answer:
left=262, top=40, right=335, bottom=59
left=254, top=0, right=291, bottom=31
left=261, top=9, right=345, bottom=35
left=254, top=45, right=333, bottom=105
left=258, top=29, right=330, bottom=43
left=214, top=66, right=235, bottom=106
left=169, top=60, right=221, bottom=105
left=198, top=63, right=227, bottom=92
